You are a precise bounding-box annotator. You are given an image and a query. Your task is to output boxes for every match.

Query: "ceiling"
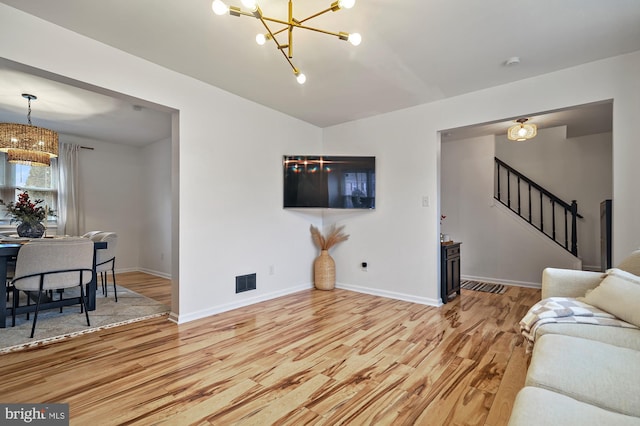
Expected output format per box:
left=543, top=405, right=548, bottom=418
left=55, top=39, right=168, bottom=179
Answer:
left=1, top=0, right=638, bottom=144
left=0, top=60, right=173, bottom=146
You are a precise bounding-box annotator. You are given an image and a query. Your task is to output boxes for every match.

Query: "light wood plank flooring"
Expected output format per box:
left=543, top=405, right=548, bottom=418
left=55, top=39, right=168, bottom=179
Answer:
left=0, top=275, right=539, bottom=425
left=116, top=271, right=172, bottom=306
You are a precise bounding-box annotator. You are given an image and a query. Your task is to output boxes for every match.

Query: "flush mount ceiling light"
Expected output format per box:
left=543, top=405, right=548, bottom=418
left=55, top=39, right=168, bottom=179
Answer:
left=211, top=0, right=361, bottom=84
left=0, top=94, right=59, bottom=167
left=507, top=118, right=537, bottom=141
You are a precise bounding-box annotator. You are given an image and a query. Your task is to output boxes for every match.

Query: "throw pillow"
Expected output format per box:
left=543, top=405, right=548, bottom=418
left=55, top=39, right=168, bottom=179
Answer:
left=616, top=249, right=640, bottom=276
left=585, top=269, right=640, bottom=327
left=606, top=267, right=640, bottom=285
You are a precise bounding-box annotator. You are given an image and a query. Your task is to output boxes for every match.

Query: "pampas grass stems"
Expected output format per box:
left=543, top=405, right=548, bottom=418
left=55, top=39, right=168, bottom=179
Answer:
left=310, top=225, right=349, bottom=251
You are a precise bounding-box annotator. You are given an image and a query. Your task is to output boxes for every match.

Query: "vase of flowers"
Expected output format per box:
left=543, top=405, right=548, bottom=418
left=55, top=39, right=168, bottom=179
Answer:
left=310, top=224, right=349, bottom=290
left=0, top=191, right=54, bottom=238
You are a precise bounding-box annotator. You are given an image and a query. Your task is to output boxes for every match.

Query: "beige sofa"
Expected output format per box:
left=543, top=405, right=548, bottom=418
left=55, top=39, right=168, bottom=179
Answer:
left=508, top=250, right=640, bottom=426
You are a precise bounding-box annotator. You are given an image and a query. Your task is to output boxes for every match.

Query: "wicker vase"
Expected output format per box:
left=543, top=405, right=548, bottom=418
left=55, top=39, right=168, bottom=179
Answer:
left=314, top=250, right=336, bottom=290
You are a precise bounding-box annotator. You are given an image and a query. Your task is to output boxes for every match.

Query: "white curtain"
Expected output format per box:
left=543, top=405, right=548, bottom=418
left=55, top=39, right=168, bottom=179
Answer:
left=56, top=143, right=81, bottom=236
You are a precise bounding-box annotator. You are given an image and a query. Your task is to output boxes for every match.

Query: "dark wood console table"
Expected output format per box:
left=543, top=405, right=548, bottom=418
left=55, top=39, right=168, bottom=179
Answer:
left=441, top=242, right=461, bottom=304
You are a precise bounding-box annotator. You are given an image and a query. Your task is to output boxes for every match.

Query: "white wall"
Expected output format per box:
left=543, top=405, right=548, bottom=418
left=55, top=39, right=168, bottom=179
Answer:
left=2, top=4, right=638, bottom=311
left=441, top=134, right=580, bottom=287
left=0, top=4, right=323, bottom=322
left=57, top=135, right=173, bottom=278
left=495, top=127, right=612, bottom=269
left=324, top=51, right=640, bottom=302
left=62, top=134, right=143, bottom=272
left=139, top=138, right=172, bottom=278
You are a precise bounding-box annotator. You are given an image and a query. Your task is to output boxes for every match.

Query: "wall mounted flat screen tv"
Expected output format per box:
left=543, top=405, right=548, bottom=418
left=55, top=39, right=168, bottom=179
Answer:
left=283, top=155, right=375, bottom=209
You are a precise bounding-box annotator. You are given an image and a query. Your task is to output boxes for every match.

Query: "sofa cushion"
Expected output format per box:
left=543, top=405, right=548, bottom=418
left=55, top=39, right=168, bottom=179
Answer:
left=607, top=267, right=640, bottom=284
left=536, top=322, right=640, bottom=351
left=526, top=334, right=640, bottom=417
left=617, top=249, right=640, bottom=276
left=508, top=387, right=640, bottom=426
left=584, top=268, right=640, bottom=327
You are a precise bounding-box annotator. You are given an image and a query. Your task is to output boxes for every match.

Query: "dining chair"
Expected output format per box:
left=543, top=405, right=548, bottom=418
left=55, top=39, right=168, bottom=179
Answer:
left=82, top=230, right=103, bottom=238
left=11, top=238, right=94, bottom=338
left=1, top=231, right=17, bottom=302
left=90, top=232, right=118, bottom=302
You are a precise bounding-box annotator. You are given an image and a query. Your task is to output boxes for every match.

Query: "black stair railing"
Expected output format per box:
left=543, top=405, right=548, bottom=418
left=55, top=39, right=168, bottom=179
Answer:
left=494, top=157, right=583, bottom=256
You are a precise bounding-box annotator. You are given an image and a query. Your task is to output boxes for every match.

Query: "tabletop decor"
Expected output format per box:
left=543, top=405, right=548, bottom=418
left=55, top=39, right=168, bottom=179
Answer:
left=0, top=190, right=54, bottom=238
left=310, top=224, right=349, bottom=290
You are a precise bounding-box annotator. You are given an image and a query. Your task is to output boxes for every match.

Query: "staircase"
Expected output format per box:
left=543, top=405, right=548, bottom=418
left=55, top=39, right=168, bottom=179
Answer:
left=494, top=157, right=582, bottom=256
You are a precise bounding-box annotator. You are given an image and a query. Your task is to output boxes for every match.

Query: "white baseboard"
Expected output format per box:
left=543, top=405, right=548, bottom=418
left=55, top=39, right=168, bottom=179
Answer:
left=172, top=283, right=313, bottom=324
left=582, top=265, right=602, bottom=272
left=336, top=282, right=442, bottom=307
left=137, top=268, right=172, bottom=280
left=461, top=274, right=541, bottom=289
left=173, top=281, right=444, bottom=324
left=114, top=267, right=171, bottom=280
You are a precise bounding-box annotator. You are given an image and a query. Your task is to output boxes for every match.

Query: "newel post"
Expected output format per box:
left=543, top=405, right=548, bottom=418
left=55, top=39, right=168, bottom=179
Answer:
left=570, top=200, right=578, bottom=256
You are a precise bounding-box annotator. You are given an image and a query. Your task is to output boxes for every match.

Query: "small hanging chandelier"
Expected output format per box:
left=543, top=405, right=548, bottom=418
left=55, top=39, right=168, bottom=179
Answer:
left=211, top=0, right=361, bottom=84
left=507, top=118, right=537, bottom=142
left=0, top=94, right=59, bottom=167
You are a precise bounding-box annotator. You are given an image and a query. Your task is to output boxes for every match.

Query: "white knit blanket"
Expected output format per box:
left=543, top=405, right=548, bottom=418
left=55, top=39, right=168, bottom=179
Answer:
left=519, top=297, right=638, bottom=349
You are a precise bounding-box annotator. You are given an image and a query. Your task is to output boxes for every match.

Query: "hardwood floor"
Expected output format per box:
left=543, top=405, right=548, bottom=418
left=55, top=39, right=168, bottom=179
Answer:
left=116, top=271, right=173, bottom=306
left=0, top=275, right=540, bottom=425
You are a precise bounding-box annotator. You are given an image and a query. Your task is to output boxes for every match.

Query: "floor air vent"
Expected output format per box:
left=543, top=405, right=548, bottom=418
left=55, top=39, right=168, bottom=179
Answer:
left=235, top=273, right=256, bottom=293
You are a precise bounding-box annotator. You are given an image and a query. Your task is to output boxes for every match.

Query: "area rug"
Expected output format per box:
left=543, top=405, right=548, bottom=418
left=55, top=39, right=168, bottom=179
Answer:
left=0, top=285, right=170, bottom=354
left=461, top=280, right=507, bottom=294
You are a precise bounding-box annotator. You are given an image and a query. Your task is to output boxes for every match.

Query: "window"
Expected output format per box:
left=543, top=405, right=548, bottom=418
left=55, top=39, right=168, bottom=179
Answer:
left=0, top=153, right=58, bottom=226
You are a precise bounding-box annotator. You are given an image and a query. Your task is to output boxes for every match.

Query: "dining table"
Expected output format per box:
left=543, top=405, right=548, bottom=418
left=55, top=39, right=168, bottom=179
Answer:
left=0, top=238, right=107, bottom=328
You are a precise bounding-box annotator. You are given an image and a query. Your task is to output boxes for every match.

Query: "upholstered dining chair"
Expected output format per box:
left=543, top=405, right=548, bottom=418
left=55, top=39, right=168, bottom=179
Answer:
left=90, top=232, right=118, bottom=302
left=82, top=230, right=103, bottom=238
left=11, top=238, right=94, bottom=338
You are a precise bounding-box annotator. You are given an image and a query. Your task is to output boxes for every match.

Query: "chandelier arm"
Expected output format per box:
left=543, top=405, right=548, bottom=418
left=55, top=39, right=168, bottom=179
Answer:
left=260, top=16, right=294, bottom=26
left=295, top=24, right=344, bottom=38
left=293, top=7, right=334, bottom=24
left=269, top=25, right=291, bottom=38
left=259, top=17, right=293, bottom=61
left=258, top=19, right=346, bottom=39
left=288, top=0, right=293, bottom=58
left=259, top=15, right=299, bottom=74
left=278, top=42, right=298, bottom=73
left=230, top=8, right=255, bottom=18
left=258, top=18, right=280, bottom=47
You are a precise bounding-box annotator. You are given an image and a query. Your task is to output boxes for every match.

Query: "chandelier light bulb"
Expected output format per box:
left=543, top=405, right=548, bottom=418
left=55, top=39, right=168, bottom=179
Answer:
left=241, top=0, right=258, bottom=11
left=256, top=33, right=266, bottom=45
left=517, top=127, right=527, bottom=137
left=211, top=0, right=229, bottom=15
left=296, top=72, right=307, bottom=84
left=338, top=0, right=356, bottom=9
left=348, top=32, right=362, bottom=46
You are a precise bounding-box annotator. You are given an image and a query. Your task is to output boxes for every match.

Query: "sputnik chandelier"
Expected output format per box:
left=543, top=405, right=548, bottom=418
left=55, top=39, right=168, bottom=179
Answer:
left=211, top=0, right=361, bottom=84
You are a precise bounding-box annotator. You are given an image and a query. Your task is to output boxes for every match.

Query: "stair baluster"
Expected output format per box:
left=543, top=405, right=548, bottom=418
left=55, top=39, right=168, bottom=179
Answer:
left=494, top=157, right=582, bottom=257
